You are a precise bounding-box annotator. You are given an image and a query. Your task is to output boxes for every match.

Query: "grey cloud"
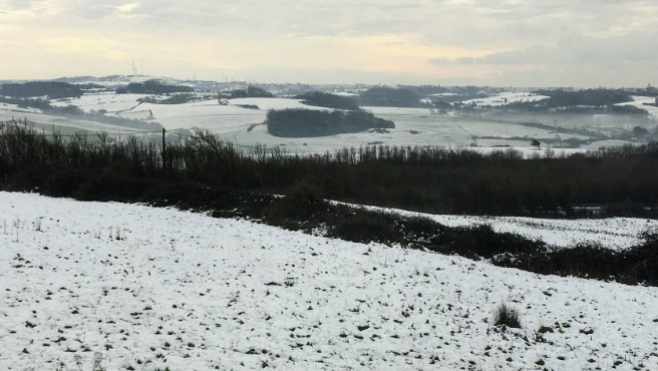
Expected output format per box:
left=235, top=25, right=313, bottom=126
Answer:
left=9, top=0, right=657, bottom=87
left=60, top=0, right=656, bottom=48
left=430, top=31, right=658, bottom=67
left=72, top=0, right=130, bottom=19
left=7, top=0, right=40, bottom=9
left=66, top=0, right=439, bottom=36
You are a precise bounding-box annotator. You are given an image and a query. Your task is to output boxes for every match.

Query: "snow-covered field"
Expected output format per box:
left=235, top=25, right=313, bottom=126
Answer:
left=616, top=95, right=658, bottom=119
left=6, top=91, right=650, bottom=154
left=351, top=203, right=658, bottom=250
left=0, top=104, right=148, bottom=136
left=462, top=92, right=550, bottom=107
left=51, top=93, right=149, bottom=114
left=47, top=93, right=580, bottom=153
left=1, top=192, right=658, bottom=371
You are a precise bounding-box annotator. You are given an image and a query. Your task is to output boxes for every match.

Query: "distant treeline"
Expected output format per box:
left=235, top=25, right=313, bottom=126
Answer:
left=296, top=91, right=359, bottom=110
left=358, top=87, right=421, bottom=107
left=74, top=83, right=106, bottom=91
left=138, top=94, right=197, bottom=105
left=3, top=117, right=658, bottom=219
left=228, top=86, right=274, bottom=99
left=0, top=81, right=82, bottom=99
left=555, top=105, right=649, bottom=115
left=117, top=80, right=194, bottom=94
left=398, top=85, right=450, bottom=96
left=0, top=96, right=53, bottom=111
left=535, top=89, right=633, bottom=107
left=266, top=109, right=395, bottom=137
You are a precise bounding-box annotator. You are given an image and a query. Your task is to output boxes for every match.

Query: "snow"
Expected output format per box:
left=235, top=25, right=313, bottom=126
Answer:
left=615, top=95, right=658, bottom=119
left=2, top=92, right=647, bottom=156
left=346, top=203, right=658, bottom=250
left=1, top=191, right=658, bottom=371
left=0, top=109, right=148, bottom=135
left=330, top=92, right=359, bottom=97
left=462, top=92, right=550, bottom=107
left=139, top=100, right=263, bottom=133
left=223, top=108, right=591, bottom=155
left=51, top=93, right=150, bottom=114
left=228, top=98, right=331, bottom=111
left=584, top=139, right=639, bottom=150
left=0, top=102, right=43, bottom=115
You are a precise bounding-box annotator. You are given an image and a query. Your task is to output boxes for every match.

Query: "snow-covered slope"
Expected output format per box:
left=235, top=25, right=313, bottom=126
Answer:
left=615, top=95, right=658, bottom=118
left=351, top=204, right=658, bottom=250
left=51, top=93, right=149, bottom=113
left=1, top=192, right=657, bottom=370
left=462, top=92, right=549, bottom=107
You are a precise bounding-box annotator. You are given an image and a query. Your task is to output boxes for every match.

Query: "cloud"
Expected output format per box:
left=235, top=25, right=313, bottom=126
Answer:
left=430, top=31, right=658, bottom=66
left=116, top=2, right=139, bottom=12
left=6, top=0, right=40, bottom=9
left=1, top=0, right=657, bottom=86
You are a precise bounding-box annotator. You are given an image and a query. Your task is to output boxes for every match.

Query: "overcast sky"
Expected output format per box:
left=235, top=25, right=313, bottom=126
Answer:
left=1, top=0, right=657, bottom=87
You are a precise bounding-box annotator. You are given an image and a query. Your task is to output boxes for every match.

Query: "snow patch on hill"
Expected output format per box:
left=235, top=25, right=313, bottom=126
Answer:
left=462, top=92, right=550, bottom=107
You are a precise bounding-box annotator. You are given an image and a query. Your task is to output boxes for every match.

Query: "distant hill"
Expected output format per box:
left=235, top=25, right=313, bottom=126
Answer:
left=534, top=89, right=634, bottom=108
left=359, top=87, right=421, bottom=107
left=117, top=79, right=194, bottom=94
left=295, top=91, right=359, bottom=110
left=504, top=88, right=648, bottom=115
left=267, top=109, right=394, bottom=137
left=230, top=86, right=274, bottom=98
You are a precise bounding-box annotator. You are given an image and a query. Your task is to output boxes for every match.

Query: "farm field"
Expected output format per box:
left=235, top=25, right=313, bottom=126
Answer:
left=0, top=103, right=149, bottom=136
left=6, top=90, right=654, bottom=155
left=461, top=92, right=551, bottom=107
left=1, top=192, right=658, bottom=370
left=345, top=202, right=658, bottom=250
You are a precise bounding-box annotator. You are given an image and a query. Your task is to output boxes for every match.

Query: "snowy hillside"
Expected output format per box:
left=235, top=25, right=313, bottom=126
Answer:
left=1, top=192, right=657, bottom=371
left=6, top=82, right=648, bottom=154
left=615, top=95, right=658, bottom=119
left=462, top=92, right=549, bottom=107
left=353, top=204, right=658, bottom=250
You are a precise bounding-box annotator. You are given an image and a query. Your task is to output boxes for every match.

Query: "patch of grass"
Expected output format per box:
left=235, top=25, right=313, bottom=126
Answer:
left=494, top=303, right=521, bottom=329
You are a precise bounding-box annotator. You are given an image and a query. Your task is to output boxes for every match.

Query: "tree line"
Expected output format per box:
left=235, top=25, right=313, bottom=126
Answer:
left=295, top=91, right=359, bottom=110
left=2, top=119, right=658, bottom=218
left=1, top=81, right=82, bottom=99
left=266, top=109, right=395, bottom=137
left=117, top=80, right=194, bottom=94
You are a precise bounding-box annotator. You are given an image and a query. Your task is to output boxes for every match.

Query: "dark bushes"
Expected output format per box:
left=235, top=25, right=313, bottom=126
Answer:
left=1, top=119, right=658, bottom=287
left=230, top=86, right=274, bottom=98
left=1, top=81, right=82, bottom=99
left=359, top=87, right=421, bottom=107
left=3, top=119, right=658, bottom=217
left=534, top=88, right=633, bottom=108
left=117, top=80, right=193, bottom=94
left=266, top=109, right=395, bottom=137
left=296, top=91, right=359, bottom=110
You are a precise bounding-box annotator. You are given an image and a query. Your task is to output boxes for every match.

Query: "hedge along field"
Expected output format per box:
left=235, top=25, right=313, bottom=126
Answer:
left=1, top=118, right=658, bottom=288
left=2, top=118, right=658, bottom=217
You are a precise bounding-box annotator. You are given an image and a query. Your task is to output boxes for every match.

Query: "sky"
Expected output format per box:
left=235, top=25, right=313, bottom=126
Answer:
left=1, top=0, right=657, bottom=87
